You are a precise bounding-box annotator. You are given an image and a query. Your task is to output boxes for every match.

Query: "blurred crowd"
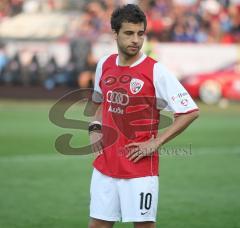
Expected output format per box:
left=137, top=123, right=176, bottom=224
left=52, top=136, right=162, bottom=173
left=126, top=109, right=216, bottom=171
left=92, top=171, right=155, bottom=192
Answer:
left=70, top=0, right=240, bottom=43
left=0, top=0, right=67, bottom=19
left=0, top=42, right=94, bottom=90
left=0, top=0, right=240, bottom=90
left=1, top=0, right=240, bottom=43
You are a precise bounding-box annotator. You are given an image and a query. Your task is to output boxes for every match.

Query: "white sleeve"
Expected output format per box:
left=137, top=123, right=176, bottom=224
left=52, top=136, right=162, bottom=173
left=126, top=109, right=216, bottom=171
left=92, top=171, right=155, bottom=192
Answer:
left=92, top=55, right=110, bottom=103
left=153, top=62, right=198, bottom=114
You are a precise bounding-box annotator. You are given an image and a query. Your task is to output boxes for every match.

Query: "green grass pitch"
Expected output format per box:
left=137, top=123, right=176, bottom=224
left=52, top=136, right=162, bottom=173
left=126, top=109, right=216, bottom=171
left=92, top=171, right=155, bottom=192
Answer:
left=0, top=99, right=240, bottom=228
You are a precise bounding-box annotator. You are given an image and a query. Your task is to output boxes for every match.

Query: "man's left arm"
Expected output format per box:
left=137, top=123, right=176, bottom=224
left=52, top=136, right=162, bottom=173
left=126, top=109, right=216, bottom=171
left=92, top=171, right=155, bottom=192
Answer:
left=156, top=110, right=199, bottom=146
left=126, top=62, right=200, bottom=162
left=126, top=110, right=199, bottom=163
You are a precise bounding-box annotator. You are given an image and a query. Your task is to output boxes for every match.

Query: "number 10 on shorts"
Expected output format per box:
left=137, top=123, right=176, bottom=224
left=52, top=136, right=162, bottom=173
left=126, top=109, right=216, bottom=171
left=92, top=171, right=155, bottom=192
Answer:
left=140, top=192, right=152, bottom=210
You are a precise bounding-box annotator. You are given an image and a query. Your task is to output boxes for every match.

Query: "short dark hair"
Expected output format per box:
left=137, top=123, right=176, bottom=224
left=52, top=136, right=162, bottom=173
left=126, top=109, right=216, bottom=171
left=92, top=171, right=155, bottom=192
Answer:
left=111, top=4, right=147, bottom=33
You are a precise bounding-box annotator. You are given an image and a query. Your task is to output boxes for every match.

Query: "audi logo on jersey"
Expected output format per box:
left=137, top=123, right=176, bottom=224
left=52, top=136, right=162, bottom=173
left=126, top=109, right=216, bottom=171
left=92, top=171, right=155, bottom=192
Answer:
left=107, top=90, right=129, bottom=106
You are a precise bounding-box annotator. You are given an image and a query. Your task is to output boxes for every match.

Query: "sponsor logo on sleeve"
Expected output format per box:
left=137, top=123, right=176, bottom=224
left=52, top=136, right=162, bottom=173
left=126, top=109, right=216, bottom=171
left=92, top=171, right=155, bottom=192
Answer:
left=172, top=92, right=190, bottom=106
left=180, top=99, right=189, bottom=106
left=171, top=92, right=188, bottom=102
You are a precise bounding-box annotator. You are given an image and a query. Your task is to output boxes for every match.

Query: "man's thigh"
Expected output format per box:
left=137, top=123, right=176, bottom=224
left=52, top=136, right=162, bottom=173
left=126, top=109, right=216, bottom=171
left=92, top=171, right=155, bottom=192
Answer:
left=118, top=175, right=159, bottom=223
left=89, top=169, right=121, bottom=222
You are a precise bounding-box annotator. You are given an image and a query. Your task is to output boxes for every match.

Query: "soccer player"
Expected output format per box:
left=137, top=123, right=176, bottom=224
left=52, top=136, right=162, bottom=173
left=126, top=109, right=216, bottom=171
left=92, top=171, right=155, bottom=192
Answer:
left=88, top=4, right=199, bottom=228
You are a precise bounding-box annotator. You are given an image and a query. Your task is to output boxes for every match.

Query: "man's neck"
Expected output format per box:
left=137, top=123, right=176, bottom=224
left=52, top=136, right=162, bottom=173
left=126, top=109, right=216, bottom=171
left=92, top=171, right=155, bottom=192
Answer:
left=118, top=52, right=142, bottom=67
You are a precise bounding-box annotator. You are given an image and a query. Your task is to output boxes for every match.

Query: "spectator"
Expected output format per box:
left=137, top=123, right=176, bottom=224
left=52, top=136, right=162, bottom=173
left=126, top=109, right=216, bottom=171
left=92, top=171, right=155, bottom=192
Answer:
left=43, top=56, right=59, bottom=90
left=77, top=48, right=97, bottom=88
left=3, top=53, right=23, bottom=85
left=0, top=43, right=8, bottom=84
left=26, top=54, right=41, bottom=85
left=63, top=54, right=78, bottom=87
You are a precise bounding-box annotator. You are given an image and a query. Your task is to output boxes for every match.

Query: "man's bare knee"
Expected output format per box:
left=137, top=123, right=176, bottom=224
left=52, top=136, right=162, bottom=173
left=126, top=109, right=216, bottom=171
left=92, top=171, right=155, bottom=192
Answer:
left=88, top=218, right=114, bottom=228
left=134, top=221, right=156, bottom=228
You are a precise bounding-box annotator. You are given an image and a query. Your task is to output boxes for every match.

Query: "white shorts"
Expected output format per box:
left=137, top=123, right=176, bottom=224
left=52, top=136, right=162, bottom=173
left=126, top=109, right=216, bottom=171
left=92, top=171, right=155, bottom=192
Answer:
left=90, top=168, right=159, bottom=223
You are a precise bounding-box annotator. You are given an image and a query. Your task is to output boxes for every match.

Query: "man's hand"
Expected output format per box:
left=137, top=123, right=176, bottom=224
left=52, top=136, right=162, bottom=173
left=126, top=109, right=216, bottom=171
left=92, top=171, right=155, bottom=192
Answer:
left=125, top=136, right=160, bottom=163
left=89, top=131, right=103, bottom=159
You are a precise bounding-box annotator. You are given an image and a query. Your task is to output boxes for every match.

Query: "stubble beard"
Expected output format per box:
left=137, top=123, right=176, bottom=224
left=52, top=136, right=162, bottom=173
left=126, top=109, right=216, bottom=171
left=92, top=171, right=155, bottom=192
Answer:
left=118, top=43, right=140, bottom=59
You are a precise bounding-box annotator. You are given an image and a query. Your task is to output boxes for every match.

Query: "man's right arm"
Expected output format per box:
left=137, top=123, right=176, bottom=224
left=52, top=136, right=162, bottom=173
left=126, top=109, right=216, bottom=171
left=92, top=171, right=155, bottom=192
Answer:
left=89, top=103, right=103, bottom=158
left=89, top=55, right=109, bottom=158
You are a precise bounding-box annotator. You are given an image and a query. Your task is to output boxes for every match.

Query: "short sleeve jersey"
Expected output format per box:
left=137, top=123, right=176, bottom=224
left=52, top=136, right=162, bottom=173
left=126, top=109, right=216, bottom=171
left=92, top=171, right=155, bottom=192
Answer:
left=93, top=54, right=198, bottom=178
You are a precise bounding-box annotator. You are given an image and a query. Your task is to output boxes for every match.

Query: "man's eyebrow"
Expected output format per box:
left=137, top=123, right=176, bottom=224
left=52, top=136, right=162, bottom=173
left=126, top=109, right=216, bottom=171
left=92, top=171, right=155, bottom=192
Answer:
left=123, top=30, right=145, bottom=33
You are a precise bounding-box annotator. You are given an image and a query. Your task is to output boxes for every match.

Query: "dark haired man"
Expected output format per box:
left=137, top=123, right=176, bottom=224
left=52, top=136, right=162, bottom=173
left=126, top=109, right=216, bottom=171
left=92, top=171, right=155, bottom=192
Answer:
left=88, top=4, right=199, bottom=228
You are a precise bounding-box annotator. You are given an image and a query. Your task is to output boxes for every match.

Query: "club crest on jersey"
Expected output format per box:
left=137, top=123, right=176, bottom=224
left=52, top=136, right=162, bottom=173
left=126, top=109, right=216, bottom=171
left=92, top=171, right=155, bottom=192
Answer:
left=130, top=78, right=144, bottom=94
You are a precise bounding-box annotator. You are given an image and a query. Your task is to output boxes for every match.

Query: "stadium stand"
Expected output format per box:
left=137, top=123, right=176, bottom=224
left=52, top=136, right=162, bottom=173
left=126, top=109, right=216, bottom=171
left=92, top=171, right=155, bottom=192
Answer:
left=0, top=0, right=239, bottom=99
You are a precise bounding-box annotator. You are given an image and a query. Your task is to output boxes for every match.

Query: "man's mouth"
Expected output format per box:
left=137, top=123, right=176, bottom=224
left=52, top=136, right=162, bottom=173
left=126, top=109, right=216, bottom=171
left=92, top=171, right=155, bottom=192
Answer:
left=128, top=46, right=138, bottom=50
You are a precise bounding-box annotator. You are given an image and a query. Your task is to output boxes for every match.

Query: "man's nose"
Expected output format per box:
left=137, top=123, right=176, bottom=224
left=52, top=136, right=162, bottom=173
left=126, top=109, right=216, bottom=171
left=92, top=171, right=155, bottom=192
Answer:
left=132, top=34, right=139, bottom=43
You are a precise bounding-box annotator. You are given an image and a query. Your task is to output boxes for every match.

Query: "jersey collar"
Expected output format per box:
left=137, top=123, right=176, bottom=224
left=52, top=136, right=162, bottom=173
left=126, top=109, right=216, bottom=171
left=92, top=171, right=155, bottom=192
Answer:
left=116, top=53, right=147, bottom=68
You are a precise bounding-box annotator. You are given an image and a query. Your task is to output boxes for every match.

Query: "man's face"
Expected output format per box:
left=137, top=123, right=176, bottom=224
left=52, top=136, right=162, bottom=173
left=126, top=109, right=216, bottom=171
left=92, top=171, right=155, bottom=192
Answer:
left=114, top=22, right=145, bottom=57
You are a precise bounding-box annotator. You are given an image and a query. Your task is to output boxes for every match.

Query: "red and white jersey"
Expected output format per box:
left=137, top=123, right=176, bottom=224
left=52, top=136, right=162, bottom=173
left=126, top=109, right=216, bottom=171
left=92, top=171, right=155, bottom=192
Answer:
left=93, top=53, right=198, bottom=178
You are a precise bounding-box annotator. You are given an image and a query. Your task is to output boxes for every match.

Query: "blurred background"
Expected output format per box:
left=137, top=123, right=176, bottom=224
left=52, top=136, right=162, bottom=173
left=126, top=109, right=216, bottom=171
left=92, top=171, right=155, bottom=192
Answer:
left=0, top=0, right=240, bottom=102
left=0, top=0, right=240, bottom=228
